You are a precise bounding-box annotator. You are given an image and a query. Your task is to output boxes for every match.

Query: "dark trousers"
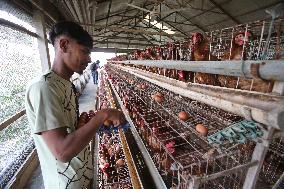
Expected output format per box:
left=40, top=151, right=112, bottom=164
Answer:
left=92, top=71, right=98, bottom=84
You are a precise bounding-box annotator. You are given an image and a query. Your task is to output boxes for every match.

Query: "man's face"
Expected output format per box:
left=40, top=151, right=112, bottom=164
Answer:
left=65, top=39, right=91, bottom=74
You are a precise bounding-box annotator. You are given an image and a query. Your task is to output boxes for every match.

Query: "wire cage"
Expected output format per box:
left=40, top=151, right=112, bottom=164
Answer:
left=106, top=66, right=261, bottom=188
left=258, top=136, right=284, bottom=189
left=116, top=17, right=284, bottom=94
left=97, top=132, right=133, bottom=189
left=96, top=78, right=133, bottom=189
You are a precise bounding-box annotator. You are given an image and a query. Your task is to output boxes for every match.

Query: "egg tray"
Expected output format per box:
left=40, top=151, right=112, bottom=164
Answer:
left=207, top=120, right=263, bottom=145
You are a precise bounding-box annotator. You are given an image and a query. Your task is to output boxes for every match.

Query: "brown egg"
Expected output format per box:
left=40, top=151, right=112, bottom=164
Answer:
left=154, top=95, right=163, bottom=103
left=108, top=148, right=114, bottom=156
left=196, top=124, right=208, bottom=136
left=115, top=144, right=121, bottom=153
left=116, top=159, right=125, bottom=167
left=136, top=84, right=142, bottom=89
left=104, top=120, right=113, bottom=126
left=178, top=111, right=189, bottom=121
left=129, top=80, right=134, bottom=84
left=155, top=92, right=163, bottom=97
left=141, top=84, right=147, bottom=89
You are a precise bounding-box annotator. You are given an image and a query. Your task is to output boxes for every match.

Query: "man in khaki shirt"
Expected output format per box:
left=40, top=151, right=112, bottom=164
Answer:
left=25, top=21, right=125, bottom=189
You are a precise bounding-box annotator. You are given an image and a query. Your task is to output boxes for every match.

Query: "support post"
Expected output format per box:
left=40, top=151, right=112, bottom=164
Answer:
left=272, top=82, right=284, bottom=95
left=33, top=10, right=51, bottom=72
left=242, top=126, right=275, bottom=189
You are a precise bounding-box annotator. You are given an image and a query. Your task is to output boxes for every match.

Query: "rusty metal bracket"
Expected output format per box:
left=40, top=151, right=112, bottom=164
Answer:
left=250, top=62, right=266, bottom=81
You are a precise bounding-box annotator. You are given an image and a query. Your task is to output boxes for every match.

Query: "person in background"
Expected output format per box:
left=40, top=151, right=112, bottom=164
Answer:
left=90, top=60, right=100, bottom=84
left=25, top=21, right=125, bottom=189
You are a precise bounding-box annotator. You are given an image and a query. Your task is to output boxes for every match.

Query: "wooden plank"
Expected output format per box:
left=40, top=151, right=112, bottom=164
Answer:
left=0, top=110, right=26, bottom=131
left=0, top=18, right=37, bottom=37
left=7, top=149, right=39, bottom=189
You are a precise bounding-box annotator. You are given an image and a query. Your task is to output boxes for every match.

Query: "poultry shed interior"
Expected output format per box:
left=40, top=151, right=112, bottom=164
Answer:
left=0, top=0, right=284, bottom=189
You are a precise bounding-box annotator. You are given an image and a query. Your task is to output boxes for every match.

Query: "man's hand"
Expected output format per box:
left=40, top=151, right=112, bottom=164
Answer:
left=78, top=112, right=88, bottom=128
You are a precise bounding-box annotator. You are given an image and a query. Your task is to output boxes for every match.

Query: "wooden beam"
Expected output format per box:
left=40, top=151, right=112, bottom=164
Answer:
left=93, top=36, right=146, bottom=41
left=92, top=47, right=138, bottom=53
left=81, top=23, right=185, bottom=37
left=7, top=149, right=39, bottom=189
left=83, top=0, right=92, bottom=34
left=63, top=0, right=80, bottom=21
left=0, top=110, right=26, bottom=131
left=208, top=0, right=240, bottom=24
left=29, top=0, right=65, bottom=22
left=89, top=0, right=98, bottom=36
left=0, top=18, right=37, bottom=37
left=72, top=0, right=84, bottom=23
left=164, top=3, right=207, bottom=32
left=78, top=0, right=89, bottom=32
left=104, top=0, right=112, bottom=33
left=94, top=40, right=156, bottom=46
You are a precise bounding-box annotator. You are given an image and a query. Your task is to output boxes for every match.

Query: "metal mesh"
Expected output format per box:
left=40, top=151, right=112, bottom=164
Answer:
left=0, top=115, right=34, bottom=187
left=107, top=66, right=256, bottom=188
left=0, top=24, right=41, bottom=123
left=209, top=18, right=284, bottom=60
left=0, top=0, right=35, bottom=32
left=259, top=137, right=284, bottom=188
left=0, top=2, right=42, bottom=186
left=96, top=75, right=133, bottom=188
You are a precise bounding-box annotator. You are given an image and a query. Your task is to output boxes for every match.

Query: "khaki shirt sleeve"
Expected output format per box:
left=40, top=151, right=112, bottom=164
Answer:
left=27, top=81, right=68, bottom=134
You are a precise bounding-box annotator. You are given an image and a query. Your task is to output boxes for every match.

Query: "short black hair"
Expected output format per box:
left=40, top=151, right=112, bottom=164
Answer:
left=49, top=21, right=93, bottom=49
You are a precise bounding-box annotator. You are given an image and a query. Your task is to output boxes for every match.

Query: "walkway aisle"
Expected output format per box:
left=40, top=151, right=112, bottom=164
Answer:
left=25, top=80, right=98, bottom=189
left=79, top=80, right=98, bottom=112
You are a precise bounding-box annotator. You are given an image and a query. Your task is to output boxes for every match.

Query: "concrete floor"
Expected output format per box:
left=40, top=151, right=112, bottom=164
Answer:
left=24, top=80, right=98, bottom=189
